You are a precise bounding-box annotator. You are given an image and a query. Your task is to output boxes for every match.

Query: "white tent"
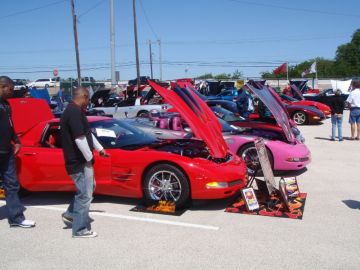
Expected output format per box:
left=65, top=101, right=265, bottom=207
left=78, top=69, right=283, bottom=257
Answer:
left=331, top=79, right=352, bottom=94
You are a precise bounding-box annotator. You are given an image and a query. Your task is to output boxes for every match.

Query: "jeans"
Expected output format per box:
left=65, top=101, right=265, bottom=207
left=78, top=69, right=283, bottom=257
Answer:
left=65, top=161, right=95, bottom=235
left=331, top=114, right=343, bottom=140
left=0, top=152, right=25, bottom=224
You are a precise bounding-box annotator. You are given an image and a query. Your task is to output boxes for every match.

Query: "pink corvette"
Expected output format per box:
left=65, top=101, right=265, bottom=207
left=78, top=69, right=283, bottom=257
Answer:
left=131, top=81, right=311, bottom=175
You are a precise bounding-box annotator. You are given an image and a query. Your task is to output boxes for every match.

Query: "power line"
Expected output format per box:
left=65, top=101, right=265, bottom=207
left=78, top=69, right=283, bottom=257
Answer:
left=0, top=33, right=349, bottom=55
left=78, top=0, right=107, bottom=19
left=138, top=0, right=159, bottom=40
left=226, top=0, right=358, bottom=18
left=0, top=0, right=68, bottom=20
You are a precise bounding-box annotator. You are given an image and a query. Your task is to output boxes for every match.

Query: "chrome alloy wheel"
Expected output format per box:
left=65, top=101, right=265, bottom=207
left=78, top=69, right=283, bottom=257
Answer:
left=148, top=170, right=182, bottom=201
left=241, top=146, right=260, bottom=175
left=293, top=112, right=306, bottom=125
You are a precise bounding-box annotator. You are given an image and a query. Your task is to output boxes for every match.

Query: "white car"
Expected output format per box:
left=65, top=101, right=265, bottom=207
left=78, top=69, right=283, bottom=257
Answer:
left=27, top=78, right=55, bottom=88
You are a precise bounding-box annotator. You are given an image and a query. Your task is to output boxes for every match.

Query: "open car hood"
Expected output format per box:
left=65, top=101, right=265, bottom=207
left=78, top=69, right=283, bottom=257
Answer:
left=90, top=89, right=110, bottom=103
left=148, top=80, right=228, bottom=158
left=290, top=80, right=308, bottom=92
left=290, top=84, right=305, bottom=100
left=246, top=81, right=295, bottom=143
left=8, top=98, right=54, bottom=135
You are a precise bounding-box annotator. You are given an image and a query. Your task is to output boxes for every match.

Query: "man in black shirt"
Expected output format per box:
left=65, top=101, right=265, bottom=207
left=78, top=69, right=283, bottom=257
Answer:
left=0, top=76, right=35, bottom=228
left=60, top=87, right=106, bottom=238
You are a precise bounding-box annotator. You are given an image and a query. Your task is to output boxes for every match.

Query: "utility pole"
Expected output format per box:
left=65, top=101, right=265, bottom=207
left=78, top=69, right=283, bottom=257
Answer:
left=157, top=39, right=162, bottom=80
left=132, top=0, right=141, bottom=94
left=110, top=0, right=116, bottom=88
left=70, top=0, right=81, bottom=86
left=149, top=40, right=153, bottom=79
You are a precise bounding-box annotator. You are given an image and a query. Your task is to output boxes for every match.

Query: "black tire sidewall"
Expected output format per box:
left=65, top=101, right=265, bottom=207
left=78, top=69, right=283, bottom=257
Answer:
left=237, top=143, right=274, bottom=176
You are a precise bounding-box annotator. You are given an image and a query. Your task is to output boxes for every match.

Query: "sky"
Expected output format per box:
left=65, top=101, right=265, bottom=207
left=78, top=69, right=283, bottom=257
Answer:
left=0, top=0, right=359, bottom=81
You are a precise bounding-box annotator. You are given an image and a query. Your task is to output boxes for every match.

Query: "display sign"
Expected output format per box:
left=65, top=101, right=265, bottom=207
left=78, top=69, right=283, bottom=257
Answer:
left=53, top=69, right=59, bottom=77
left=236, top=80, right=244, bottom=89
left=254, top=138, right=276, bottom=195
left=284, top=177, right=300, bottom=198
left=241, top=188, right=259, bottom=211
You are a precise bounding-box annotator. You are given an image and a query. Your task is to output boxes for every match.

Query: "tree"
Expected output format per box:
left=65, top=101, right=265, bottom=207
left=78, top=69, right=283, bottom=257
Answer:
left=195, top=73, right=213, bottom=79
left=335, top=29, right=360, bottom=77
left=261, top=28, right=360, bottom=78
left=231, top=69, right=242, bottom=79
left=214, top=73, right=231, bottom=80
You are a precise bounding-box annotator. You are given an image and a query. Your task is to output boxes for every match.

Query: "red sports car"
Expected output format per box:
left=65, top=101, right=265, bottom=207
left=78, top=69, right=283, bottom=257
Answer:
left=10, top=91, right=247, bottom=207
left=280, top=94, right=331, bottom=117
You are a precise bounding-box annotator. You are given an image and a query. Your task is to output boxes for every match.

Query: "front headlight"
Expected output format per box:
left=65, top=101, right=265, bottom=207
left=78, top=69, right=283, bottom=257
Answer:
left=206, top=182, right=229, bottom=189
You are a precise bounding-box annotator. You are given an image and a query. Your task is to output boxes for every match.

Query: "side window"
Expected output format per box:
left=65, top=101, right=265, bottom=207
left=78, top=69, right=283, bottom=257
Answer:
left=42, top=125, right=62, bottom=148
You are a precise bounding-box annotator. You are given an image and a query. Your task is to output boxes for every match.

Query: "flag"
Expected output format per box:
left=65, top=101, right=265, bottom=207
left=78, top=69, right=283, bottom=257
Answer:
left=273, top=63, right=287, bottom=75
left=301, top=61, right=316, bottom=77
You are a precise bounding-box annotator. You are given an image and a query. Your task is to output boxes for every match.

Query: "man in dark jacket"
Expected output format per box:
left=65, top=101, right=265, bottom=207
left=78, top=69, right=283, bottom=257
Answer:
left=329, top=89, right=345, bottom=141
left=0, top=76, right=35, bottom=228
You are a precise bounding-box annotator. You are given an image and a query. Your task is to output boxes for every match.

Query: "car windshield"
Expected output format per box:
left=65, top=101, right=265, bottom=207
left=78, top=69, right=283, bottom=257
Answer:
left=211, top=106, right=244, bottom=122
left=90, top=119, right=158, bottom=149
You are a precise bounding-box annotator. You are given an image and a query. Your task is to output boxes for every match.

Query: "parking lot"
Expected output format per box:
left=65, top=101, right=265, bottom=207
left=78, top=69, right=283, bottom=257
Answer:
left=0, top=110, right=359, bottom=270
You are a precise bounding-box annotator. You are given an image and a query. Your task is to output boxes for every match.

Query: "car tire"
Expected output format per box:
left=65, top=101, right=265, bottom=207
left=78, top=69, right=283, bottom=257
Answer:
left=292, top=111, right=307, bottom=125
left=137, top=110, right=149, bottom=117
left=143, top=164, right=190, bottom=208
left=237, top=143, right=274, bottom=176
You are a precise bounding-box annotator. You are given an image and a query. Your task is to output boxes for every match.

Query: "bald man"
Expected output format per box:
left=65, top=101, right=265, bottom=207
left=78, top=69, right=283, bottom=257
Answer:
left=0, top=76, right=35, bottom=228
left=60, top=87, right=106, bottom=238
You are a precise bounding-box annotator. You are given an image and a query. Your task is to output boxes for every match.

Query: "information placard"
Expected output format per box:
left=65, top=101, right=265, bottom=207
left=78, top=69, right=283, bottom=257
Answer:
left=241, top=188, right=259, bottom=211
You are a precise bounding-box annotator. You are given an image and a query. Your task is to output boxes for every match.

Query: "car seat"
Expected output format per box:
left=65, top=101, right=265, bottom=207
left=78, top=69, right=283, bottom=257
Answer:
left=171, top=116, right=183, bottom=131
left=159, top=118, right=169, bottom=129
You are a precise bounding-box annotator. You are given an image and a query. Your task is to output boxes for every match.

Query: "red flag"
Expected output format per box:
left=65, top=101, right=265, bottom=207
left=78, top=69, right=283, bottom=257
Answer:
left=273, top=63, right=287, bottom=75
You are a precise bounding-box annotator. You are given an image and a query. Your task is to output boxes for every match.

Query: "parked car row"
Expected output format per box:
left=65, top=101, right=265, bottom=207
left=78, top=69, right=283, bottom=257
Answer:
left=8, top=79, right=316, bottom=208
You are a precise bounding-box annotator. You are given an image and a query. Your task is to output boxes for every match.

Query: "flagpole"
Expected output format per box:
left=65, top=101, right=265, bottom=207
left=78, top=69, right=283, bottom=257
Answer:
left=315, top=61, right=318, bottom=88
left=286, top=62, right=289, bottom=81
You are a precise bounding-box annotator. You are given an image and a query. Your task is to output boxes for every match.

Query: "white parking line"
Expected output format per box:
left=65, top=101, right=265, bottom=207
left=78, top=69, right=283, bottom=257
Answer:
left=0, top=201, right=220, bottom=231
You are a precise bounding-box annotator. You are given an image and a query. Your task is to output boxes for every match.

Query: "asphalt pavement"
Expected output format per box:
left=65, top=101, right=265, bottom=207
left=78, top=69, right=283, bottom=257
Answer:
left=0, top=110, right=359, bottom=270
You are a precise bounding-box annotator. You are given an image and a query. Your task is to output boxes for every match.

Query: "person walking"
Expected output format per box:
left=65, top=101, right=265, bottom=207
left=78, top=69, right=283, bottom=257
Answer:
left=329, top=89, right=345, bottom=141
left=346, top=81, right=360, bottom=140
left=0, top=76, right=35, bottom=228
left=60, top=87, right=106, bottom=238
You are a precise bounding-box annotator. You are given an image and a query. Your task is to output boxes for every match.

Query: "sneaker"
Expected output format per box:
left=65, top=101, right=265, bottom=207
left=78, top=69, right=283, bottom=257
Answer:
left=61, top=213, right=73, bottom=227
left=330, top=138, right=335, bottom=141
left=72, top=230, right=98, bottom=238
left=10, top=219, right=36, bottom=228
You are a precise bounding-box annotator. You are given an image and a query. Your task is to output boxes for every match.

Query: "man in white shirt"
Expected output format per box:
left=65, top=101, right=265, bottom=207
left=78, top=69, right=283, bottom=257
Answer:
left=346, top=81, right=360, bottom=140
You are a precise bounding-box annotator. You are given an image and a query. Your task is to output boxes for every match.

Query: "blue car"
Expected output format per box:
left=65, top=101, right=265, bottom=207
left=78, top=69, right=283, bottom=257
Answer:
left=215, top=89, right=238, bottom=101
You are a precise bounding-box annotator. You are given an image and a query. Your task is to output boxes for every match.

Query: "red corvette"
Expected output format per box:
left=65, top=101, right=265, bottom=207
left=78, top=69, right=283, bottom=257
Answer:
left=280, top=94, right=331, bottom=117
left=10, top=90, right=247, bottom=207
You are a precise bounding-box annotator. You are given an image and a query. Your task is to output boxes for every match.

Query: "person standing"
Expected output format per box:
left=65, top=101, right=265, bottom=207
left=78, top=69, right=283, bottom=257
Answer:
left=60, top=87, right=106, bottom=238
left=329, top=89, right=345, bottom=141
left=0, top=76, right=35, bottom=228
left=346, top=81, right=360, bottom=140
